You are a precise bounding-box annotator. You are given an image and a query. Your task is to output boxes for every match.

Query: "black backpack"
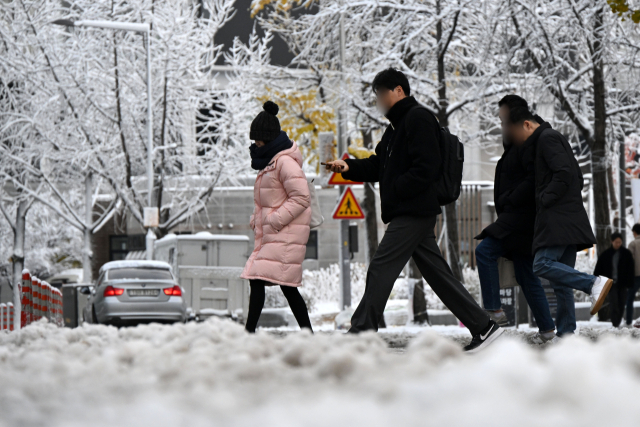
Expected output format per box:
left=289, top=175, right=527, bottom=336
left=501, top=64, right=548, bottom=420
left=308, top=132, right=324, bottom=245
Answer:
left=414, top=106, right=464, bottom=206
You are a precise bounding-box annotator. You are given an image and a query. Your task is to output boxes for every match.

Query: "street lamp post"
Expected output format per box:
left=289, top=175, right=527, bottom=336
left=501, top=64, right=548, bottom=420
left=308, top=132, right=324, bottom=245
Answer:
left=52, top=19, right=157, bottom=260
left=337, top=5, right=350, bottom=311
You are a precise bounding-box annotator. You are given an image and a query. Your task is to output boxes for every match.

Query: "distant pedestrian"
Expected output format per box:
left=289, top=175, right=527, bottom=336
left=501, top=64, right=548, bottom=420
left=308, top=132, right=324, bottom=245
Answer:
left=241, top=101, right=313, bottom=333
left=498, top=95, right=610, bottom=337
left=625, top=224, right=640, bottom=326
left=593, top=232, right=635, bottom=328
left=325, top=68, right=502, bottom=353
left=475, top=96, right=556, bottom=343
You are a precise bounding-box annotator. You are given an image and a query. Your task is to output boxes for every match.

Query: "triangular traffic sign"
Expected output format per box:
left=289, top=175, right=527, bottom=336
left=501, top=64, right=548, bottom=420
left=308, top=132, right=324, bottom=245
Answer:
left=327, top=153, right=363, bottom=185
left=332, top=187, right=365, bottom=220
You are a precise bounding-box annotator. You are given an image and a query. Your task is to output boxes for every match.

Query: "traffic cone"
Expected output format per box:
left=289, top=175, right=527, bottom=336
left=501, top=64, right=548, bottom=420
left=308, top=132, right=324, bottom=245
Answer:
left=8, top=303, right=14, bottom=331
left=32, top=277, right=40, bottom=321
left=21, top=269, right=31, bottom=327
left=42, top=282, right=50, bottom=321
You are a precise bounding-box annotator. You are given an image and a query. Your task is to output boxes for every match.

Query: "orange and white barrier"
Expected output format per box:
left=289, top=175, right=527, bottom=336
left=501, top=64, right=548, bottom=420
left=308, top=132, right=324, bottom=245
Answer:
left=0, top=303, right=5, bottom=330
left=0, top=303, right=15, bottom=331
left=2, top=270, right=64, bottom=331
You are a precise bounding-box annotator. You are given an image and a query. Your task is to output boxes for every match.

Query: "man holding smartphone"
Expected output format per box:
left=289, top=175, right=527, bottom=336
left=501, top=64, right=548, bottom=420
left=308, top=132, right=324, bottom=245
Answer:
left=325, top=68, right=502, bottom=353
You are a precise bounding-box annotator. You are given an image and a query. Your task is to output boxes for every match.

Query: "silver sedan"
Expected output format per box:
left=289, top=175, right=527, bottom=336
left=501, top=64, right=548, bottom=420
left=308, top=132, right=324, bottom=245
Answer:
left=82, top=260, right=187, bottom=326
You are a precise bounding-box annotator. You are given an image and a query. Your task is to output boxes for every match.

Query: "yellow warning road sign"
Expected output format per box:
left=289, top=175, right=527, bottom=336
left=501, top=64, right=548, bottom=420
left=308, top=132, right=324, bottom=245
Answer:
left=332, top=187, right=365, bottom=219
left=327, top=153, right=363, bottom=185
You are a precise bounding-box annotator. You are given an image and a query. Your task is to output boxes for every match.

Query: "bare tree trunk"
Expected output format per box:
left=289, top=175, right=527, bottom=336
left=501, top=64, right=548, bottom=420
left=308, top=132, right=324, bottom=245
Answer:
left=12, top=199, right=29, bottom=331
left=444, top=204, right=463, bottom=281
left=361, top=129, right=385, bottom=328
left=410, top=258, right=429, bottom=324
left=361, top=130, right=379, bottom=262
left=592, top=6, right=612, bottom=254
left=83, top=173, right=93, bottom=284
left=607, top=165, right=618, bottom=211
left=436, top=0, right=464, bottom=282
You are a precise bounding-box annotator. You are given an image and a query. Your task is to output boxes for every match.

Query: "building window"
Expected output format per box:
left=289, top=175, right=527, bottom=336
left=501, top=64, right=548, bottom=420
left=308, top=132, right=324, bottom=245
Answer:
left=109, top=234, right=146, bottom=261
left=305, top=230, right=318, bottom=260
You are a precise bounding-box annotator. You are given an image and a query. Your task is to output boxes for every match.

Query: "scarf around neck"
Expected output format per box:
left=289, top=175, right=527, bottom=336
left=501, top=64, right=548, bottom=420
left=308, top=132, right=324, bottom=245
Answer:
left=249, top=131, right=293, bottom=170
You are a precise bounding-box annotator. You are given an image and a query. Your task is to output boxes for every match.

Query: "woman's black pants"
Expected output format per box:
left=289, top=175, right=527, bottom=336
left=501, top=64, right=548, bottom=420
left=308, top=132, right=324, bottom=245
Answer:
left=245, top=279, right=313, bottom=333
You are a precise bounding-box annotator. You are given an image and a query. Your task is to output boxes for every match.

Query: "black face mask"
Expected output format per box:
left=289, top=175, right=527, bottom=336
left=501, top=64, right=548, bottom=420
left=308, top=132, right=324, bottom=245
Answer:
left=249, top=131, right=293, bottom=170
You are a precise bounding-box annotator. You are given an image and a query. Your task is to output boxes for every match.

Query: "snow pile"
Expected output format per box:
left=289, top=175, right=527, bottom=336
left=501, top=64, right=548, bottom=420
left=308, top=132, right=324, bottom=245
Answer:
left=3, top=319, right=640, bottom=426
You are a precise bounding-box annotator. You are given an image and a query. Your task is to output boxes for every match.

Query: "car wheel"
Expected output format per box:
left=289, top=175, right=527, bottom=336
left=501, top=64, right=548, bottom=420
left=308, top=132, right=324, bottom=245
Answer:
left=91, top=305, right=98, bottom=324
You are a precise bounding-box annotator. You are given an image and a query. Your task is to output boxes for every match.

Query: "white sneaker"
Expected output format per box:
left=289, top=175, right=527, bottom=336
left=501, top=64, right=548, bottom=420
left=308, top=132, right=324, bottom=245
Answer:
left=590, top=276, right=613, bottom=315
left=531, top=331, right=558, bottom=344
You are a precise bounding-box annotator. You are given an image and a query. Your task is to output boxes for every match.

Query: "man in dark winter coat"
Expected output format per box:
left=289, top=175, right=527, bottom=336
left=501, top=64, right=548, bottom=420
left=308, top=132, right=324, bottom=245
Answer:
left=325, top=68, right=502, bottom=353
left=496, top=96, right=610, bottom=337
left=474, top=96, right=556, bottom=342
left=593, top=232, right=635, bottom=328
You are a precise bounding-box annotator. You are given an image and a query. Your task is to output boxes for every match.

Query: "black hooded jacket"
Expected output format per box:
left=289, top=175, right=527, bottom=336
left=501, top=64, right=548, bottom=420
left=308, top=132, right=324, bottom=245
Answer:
left=531, top=121, right=596, bottom=253
left=342, top=96, right=442, bottom=223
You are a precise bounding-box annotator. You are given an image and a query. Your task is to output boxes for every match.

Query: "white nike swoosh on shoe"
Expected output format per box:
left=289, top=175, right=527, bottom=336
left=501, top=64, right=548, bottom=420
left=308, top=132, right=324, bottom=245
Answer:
left=466, top=327, right=505, bottom=354
left=480, top=325, right=494, bottom=341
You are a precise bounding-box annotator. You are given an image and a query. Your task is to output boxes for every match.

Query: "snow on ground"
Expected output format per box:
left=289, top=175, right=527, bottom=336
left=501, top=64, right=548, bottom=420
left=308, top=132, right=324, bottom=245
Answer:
left=3, top=319, right=640, bottom=426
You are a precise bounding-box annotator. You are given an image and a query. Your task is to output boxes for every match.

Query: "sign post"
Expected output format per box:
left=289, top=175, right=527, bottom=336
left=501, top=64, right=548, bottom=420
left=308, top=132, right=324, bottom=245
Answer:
left=330, top=174, right=366, bottom=310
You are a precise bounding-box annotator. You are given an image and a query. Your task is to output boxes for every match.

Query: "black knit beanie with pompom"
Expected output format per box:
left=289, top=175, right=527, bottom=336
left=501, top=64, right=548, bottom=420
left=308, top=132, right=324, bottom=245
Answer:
left=250, top=101, right=281, bottom=143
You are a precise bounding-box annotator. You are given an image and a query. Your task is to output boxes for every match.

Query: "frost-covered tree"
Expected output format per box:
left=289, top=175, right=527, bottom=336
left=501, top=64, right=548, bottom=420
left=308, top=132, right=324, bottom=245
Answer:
left=0, top=0, right=251, bottom=278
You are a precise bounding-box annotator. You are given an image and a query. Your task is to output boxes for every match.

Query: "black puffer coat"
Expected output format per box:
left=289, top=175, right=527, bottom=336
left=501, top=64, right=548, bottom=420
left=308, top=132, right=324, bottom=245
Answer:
left=532, top=122, right=596, bottom=253
left=475, top=138, right=536, bottom=257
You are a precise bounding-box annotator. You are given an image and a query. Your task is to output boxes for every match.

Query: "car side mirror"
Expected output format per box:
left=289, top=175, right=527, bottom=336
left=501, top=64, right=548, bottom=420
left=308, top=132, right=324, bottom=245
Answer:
left=79, top=286, right=92, bottom=295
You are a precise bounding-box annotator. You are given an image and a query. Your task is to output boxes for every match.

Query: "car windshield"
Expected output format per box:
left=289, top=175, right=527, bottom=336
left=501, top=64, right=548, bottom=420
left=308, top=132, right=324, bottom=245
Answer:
left=107, top=268, right=173, bottom=281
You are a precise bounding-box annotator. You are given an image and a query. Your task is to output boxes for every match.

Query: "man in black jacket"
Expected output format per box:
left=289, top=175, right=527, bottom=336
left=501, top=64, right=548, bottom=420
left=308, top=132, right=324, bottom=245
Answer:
left=474, top=96, right=556, bottom=342
left=325, top=68, right=502, bottom=353
left=593, top=232, right=635, bottom=328
left=498, top=96, right=610, bottom=337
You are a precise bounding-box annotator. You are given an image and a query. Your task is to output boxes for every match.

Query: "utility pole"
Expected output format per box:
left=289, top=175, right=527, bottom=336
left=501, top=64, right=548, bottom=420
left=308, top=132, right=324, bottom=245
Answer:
left=337, top=3, right=350, bottom=310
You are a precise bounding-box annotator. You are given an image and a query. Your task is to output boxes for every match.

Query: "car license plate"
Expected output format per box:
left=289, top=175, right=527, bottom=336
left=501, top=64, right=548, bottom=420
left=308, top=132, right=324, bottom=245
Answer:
left=128, top=289, right=159, bottom=297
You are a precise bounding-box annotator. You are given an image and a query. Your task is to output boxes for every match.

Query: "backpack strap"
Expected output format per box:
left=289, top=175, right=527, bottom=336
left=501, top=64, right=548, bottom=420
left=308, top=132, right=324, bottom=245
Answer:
left=409, top=104, right=444, bottom=148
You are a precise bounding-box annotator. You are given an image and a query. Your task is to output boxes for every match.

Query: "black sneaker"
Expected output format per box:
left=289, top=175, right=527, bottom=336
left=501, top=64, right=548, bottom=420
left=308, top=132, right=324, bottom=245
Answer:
left=463, top=320, right=504, bottom=354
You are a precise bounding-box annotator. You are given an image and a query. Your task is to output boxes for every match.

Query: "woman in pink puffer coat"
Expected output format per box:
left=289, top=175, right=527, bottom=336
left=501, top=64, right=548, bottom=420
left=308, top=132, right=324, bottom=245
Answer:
left=241, top=101, right=313, bottom=333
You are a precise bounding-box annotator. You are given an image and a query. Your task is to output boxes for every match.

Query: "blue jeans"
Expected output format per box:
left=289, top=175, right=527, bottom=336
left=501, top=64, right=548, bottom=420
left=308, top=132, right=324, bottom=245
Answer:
left=476, top=236, right=556, bottom=332
left=533, top=245, right=596, bottom=336
left=626, top=277, right=640, bottom=325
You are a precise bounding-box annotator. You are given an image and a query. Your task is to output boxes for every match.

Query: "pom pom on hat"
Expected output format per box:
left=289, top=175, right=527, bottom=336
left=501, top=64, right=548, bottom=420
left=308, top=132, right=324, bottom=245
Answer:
left=263, top=100, right=279, bottom=116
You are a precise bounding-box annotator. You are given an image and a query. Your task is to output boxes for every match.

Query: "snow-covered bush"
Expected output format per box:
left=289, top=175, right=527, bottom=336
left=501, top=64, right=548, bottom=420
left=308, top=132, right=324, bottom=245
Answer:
left=265, top=263, right=368, bottom=311
left=267, top=263, right=481, bottom=313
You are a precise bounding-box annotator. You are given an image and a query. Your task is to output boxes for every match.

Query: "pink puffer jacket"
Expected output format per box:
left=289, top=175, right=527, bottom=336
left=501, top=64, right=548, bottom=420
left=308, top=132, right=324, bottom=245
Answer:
left=241, top=142, right=311, bottom=287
